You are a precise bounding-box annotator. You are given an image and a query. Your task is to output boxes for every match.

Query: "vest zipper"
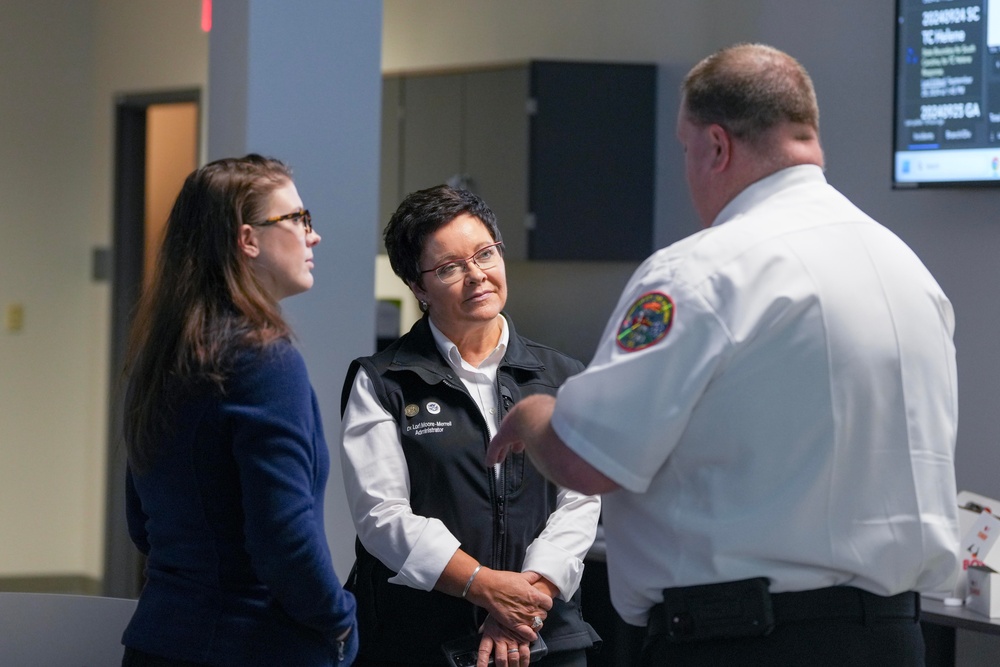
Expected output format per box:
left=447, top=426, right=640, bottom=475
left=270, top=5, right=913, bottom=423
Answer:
left=444, top=374, right=508, bottom=571
left=492, top=378, right=515, bottom=570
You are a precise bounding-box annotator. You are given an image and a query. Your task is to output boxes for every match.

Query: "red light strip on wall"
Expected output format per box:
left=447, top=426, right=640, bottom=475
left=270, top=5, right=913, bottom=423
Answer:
left=201, top=0, right=212, bottom=32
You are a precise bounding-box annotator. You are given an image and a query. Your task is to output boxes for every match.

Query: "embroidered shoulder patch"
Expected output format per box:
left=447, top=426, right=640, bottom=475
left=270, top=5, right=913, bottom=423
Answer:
left=616, top=292, right=674, bottom=352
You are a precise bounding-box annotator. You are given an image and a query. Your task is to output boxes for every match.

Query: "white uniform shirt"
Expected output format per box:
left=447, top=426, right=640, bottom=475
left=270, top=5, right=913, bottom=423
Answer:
left=341, top=315, right=600, bottom=599
left=551, top=165, right=960, bottom=625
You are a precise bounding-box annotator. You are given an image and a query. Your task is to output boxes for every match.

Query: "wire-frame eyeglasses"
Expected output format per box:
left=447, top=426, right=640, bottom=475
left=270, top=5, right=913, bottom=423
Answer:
left=420, top=241, right=504, bottom=284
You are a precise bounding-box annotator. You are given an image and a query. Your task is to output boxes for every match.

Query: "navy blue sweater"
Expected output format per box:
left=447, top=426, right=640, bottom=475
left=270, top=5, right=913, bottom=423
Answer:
left=123, top=341, right=357, bottom=666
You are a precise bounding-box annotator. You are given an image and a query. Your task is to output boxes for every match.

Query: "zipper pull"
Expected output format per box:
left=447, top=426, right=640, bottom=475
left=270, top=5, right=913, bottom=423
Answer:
left=499, top=384, right=514, bottom=411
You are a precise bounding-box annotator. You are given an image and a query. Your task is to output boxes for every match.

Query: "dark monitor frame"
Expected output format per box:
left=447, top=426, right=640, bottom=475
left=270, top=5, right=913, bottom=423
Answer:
left=892, top=0, right=1000, bottom=189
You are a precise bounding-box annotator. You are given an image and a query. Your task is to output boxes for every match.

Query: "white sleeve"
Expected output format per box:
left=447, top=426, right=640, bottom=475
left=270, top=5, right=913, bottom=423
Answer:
left=340, top=367, right=461, bottom=590
left=521, top=487, right=600, bottom=600
left=551, top=275, right=731, bottom=494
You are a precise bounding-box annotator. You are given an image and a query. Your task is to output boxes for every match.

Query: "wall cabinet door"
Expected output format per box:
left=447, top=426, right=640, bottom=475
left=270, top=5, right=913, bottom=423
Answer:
left=528, top=61, right=656, bottom=261
left=380, top=61, right=655, bottom=261
left=379, top=75, right=403, bottom=252
left=400, top=73, right=465, bottom=198
left=462, top=67, right=530, bottom=261
left=381, top=68, right=530, bottom=259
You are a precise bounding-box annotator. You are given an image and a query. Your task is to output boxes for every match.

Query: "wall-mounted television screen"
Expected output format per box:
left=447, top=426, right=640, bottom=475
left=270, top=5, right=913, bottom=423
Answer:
left=893, top=0, right=1000, bottom=187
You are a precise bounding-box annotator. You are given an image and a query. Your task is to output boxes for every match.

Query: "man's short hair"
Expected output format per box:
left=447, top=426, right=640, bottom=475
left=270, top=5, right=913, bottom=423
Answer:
left=682, top=43, right=819, bottom=145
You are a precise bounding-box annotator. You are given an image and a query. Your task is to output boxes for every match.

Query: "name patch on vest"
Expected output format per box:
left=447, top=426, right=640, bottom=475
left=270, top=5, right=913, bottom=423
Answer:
left=406, top=420, right=454, bottom=436
left=616, top=291, right=674, bottom=352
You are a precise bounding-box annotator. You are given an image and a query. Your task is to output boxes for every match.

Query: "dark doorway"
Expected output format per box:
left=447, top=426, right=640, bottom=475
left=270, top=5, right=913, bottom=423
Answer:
left=103, top=89, right=200, bottom=599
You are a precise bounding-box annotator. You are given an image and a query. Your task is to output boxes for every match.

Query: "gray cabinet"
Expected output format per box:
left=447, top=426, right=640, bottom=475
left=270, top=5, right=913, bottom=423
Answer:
left=381, top=60, right=656, bottom=261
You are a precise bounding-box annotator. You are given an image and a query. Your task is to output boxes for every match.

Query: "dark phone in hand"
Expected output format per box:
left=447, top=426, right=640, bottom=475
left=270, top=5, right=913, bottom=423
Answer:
left=442, top=634, right=548, bottom=667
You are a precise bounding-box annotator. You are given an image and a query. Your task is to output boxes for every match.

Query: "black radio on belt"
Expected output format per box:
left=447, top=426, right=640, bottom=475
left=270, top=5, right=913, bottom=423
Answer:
left=655, top=577, right=775, bottom=642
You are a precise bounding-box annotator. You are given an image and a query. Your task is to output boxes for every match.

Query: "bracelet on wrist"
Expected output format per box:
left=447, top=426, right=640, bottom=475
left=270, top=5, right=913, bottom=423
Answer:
left=461, top=564, right=482, bottom=598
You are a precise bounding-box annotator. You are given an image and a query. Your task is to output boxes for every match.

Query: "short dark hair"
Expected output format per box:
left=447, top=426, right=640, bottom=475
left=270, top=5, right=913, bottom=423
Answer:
left=682, top=43, right=819, bottom=145
left=384, top=185, right=501, bottom=287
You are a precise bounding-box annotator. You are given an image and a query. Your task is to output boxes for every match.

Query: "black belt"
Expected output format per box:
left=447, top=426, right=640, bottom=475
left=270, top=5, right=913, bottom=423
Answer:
left=770, top=587, right=918, bottom=625
left=647, top=581, right=919, bottom=641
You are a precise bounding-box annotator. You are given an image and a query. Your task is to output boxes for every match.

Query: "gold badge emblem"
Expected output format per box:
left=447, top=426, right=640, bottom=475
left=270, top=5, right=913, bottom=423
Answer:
left=404, top=404, right=420, bottom=417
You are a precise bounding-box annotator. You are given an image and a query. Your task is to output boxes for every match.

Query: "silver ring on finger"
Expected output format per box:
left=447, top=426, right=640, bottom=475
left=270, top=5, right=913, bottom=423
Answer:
left=507, top=648, right=519, bottom=654
left=531, top=615, right=543, bottom=630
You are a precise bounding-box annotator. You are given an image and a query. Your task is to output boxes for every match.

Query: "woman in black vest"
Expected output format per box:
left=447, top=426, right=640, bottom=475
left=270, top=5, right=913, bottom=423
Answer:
left=340, top=185, right=601, bottom=666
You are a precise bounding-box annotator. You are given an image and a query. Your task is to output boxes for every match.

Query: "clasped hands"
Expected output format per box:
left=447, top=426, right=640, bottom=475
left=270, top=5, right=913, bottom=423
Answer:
left=465, top=568, right=553, bottom=667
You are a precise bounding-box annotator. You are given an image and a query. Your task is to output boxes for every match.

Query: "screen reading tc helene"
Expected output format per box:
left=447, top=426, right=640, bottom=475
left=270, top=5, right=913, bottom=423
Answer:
left=894, top=0, right=1000, bottom=186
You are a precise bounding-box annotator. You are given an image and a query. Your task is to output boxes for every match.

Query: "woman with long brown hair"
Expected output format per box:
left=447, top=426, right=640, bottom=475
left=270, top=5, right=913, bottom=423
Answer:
left=120, top=154, right=356, bottom=666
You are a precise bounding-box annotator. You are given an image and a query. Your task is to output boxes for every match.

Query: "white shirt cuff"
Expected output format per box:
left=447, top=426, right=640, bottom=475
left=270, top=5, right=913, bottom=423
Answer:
left=387, top=519, right=462, bottom=591
left=522, top=539, right=585, bottom=600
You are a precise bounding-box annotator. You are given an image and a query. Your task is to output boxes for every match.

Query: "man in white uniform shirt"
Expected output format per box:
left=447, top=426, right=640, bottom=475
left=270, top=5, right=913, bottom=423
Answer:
left=487, top=43, right=959, bottom=665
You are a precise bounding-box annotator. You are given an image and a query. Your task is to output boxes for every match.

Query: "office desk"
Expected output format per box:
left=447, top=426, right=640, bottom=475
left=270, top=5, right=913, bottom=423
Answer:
left=921, top=597, right=1000, bottom=666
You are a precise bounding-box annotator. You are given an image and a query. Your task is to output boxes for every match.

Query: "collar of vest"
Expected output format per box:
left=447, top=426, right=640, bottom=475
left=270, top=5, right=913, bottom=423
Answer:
left=386, top=314, right=545, bottom=380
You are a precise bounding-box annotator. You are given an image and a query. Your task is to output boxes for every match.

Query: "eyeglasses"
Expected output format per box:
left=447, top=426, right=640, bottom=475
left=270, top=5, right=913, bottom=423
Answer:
left=420, top=242, right=504, bottom=285
left=254, top=208, right=313, bottom=234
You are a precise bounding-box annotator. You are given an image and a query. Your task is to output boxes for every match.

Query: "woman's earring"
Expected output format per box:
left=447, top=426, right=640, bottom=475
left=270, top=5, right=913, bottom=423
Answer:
left=419, top=300, right=428, bottom=312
